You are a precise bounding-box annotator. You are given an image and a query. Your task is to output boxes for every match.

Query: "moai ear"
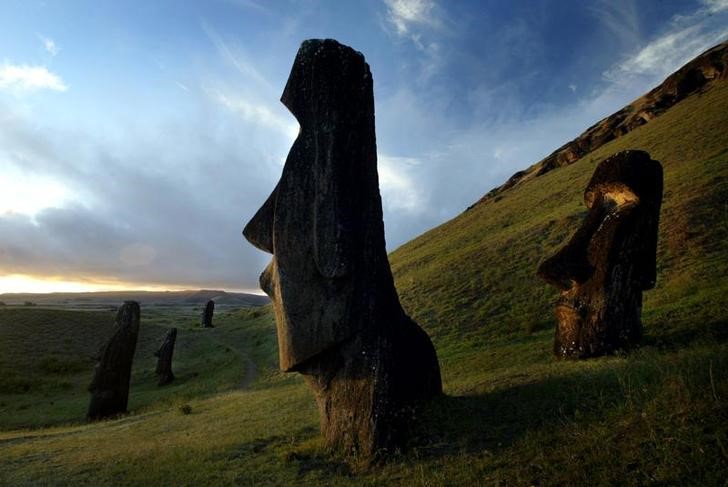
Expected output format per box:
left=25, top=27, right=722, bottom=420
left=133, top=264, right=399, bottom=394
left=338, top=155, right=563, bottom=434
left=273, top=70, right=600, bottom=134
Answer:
left=312, top=132, right=353, bottom=279
left=243, top=184, right=278, bottom=254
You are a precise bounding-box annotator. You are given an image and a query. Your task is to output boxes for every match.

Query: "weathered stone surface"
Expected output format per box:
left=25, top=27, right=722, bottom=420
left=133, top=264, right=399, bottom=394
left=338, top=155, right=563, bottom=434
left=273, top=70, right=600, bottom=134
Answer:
left=201, top=300, right=214, bottom=328
left=537, top=150, right=663, bottom=358
left=87, top=301, right=140, bottom=419
left=154, top=327, right=177, bottom=386
left=243, top=38, right=442, bottom=457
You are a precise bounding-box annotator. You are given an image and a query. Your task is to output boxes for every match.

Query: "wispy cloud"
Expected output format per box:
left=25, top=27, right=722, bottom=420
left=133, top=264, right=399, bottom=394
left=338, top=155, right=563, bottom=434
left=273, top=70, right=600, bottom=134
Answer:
left=383, top=0, right=437, bottom=35
left=214, top=91, right=298, bottom=140
left=589, top=0, right=641, bottom=48
left=38, top=34, right=60, bottom=56
left=604, top=2, right=728, bottom=85
left=223, top=0, right=269, bottom=13
left=201, top=20, right=273, bottom=92
left=703, top=0, right=728, bottom=14
left=0, top=64, right=67, bottom=92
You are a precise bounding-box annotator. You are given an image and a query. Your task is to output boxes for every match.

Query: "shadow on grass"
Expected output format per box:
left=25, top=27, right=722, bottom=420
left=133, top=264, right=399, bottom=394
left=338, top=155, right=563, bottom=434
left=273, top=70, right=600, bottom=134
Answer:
left=411, top=321, right=728, bottom=460
left=412, top=366, right=626, bottom=458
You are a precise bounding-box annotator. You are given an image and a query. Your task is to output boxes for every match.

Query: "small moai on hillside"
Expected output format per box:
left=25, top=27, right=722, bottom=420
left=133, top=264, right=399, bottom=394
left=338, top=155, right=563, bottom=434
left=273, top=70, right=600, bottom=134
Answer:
left=200, top=300, right=215, bottom=328
left=154, top=327, right=177, bottom=386
left=87, top=301, right=140, bottom=420
left=243, top=39, right=442, bottom=459
left=537, top=150, right=663, bottom=359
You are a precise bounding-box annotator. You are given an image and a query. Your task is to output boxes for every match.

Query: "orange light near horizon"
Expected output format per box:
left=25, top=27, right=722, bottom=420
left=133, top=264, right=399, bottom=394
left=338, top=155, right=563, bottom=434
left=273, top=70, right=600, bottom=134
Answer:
left=0, top=274, right=188, bottom=294
left=0, top=273, right=265, bottom=295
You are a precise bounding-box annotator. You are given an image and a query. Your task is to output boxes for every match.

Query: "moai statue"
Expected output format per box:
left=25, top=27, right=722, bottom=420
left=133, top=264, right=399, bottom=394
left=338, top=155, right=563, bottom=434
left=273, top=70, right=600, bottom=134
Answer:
left=201, top=300, right=215, bottom=328
left=88, top=301, right=140, bottom=419
left=243, top=39, right=442, bottom=458
left=537, top=150, right=663, bottom=358
left=154, top=327, right=177, bottom=386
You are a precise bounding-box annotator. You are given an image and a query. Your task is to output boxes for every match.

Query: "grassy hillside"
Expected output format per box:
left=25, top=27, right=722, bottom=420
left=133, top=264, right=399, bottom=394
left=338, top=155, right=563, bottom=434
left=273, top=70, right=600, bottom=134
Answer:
left=390, top=77, right=728, bottom=365
left=0, top=306, right=262, bottom=429
left=1, top=74, right=727, bottom=484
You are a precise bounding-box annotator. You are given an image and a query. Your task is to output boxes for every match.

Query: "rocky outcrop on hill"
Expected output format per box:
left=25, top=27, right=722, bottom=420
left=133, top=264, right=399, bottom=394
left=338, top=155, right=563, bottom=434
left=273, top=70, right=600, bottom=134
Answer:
left=474, top=40, right=728, bottom=206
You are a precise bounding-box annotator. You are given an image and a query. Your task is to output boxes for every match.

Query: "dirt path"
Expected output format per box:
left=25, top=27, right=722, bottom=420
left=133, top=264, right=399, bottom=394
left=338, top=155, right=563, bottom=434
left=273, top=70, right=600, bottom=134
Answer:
left=239, top=353, right=257, bottom=389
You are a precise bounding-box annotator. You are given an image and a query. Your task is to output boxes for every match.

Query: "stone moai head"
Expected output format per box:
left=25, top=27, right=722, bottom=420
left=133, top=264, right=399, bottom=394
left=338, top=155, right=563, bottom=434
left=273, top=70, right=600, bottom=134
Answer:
left=537, top=150, right=663, bottom=358
left=87, top=300, right=140, bottom=419
left=243, top=39, right=397, bottom=372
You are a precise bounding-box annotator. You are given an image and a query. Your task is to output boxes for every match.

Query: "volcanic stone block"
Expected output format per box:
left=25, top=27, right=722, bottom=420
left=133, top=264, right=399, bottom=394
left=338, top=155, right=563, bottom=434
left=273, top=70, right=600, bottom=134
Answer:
left=154, top=327, right=177, bottom=386
left=243, top=38, right=442, bottom=458
left=87, top=301, right=140, bottom=419
left=537, top=150, right=663, bottom=358
left=201, top=300, right=215, bottom=328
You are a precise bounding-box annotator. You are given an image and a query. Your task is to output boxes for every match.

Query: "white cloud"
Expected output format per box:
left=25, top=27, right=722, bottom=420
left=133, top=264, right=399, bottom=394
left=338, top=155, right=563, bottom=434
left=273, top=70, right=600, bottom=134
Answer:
left=604, top=7, right=728, bottom=84
left=38, top=34, right=60, bottom=56
left=0, top=168, right=72, bottom=218
left=0, top=64, right=67, bottom=92
left=703, top=0, right=728, bottom=13
left=214, top=91, right=298, bottom=140
left=383, top=0, right=436, bottom=35
left=378, top=154, right=424, bottom=213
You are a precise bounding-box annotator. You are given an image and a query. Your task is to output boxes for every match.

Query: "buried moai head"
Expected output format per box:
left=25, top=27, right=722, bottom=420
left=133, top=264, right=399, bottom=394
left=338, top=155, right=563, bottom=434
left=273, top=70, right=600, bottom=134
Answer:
left=243, top=39, right=397, bottom=372
left=537, top=150, right=663, bottom=358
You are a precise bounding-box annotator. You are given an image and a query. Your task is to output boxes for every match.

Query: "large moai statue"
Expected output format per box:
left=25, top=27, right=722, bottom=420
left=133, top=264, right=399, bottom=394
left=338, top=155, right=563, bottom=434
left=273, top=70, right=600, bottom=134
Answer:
left=88, top=301, right=140, bottom=419
left=154, top=327, right=177, bottom=386
left=243, top=39, right=442, bottom=458
left=537, top=150, right=663, bottom=358
left=201, top=300, right=214, bottom=328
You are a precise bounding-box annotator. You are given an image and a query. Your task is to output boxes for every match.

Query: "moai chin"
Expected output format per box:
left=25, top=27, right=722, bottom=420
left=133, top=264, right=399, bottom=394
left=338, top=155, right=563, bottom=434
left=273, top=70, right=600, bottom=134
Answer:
left=537, top=150, right=663, bottom=358
left=243, top=39, right=442, bottom=458
left=87, top=301, right=140, bottom=419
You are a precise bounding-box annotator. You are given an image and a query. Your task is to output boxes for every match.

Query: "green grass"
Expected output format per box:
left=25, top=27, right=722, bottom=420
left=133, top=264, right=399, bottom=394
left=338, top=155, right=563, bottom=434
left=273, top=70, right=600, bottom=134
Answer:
left=0, top=80, right=727, bottom=484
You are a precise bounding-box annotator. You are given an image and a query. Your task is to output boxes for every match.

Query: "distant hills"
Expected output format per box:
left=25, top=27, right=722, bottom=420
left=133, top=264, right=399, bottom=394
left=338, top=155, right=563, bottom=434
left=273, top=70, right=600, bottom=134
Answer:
left=0, top=289, right=269, bottom=308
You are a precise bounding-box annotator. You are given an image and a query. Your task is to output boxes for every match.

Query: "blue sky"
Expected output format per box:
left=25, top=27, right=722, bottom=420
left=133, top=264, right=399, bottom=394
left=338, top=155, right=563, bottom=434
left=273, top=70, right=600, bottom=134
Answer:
left=1, top=0, right=727, bottom=293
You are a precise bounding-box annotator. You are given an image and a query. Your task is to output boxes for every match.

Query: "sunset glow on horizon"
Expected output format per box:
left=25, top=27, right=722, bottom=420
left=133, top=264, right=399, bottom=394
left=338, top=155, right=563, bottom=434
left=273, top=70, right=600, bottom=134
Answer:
left=0, top=274, right=261, bottom=295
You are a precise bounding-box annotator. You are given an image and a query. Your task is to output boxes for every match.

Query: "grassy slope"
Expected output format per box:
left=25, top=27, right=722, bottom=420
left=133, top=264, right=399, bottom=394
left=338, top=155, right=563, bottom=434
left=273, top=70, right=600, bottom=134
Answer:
left=0, top=306, right=254, bottom=429
left=391, top=79, right=728, bottom=367
left=1, top=82, right=727, bottom=485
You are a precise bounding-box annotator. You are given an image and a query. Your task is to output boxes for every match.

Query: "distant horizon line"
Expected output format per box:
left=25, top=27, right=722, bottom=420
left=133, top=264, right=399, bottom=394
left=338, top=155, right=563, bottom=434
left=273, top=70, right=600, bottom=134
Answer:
left=0, top=287, right=267, bottom=296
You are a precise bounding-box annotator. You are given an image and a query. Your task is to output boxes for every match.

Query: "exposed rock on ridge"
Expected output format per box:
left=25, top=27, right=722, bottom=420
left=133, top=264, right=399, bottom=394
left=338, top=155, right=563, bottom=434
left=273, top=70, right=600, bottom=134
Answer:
left=473, top=40, right=728, bottom=207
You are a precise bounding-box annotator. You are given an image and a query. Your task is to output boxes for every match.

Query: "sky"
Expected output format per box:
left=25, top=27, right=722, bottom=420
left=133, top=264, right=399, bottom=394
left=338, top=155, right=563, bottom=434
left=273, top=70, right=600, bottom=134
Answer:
left=1, top=0, right=727, bottom=294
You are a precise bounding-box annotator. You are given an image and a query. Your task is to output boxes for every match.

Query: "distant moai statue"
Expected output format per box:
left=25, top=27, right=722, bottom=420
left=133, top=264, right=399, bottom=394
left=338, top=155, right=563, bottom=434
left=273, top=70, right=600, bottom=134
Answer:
left=538, top=150, right=663, bottom=358
left=201, top=300, right=215, bottom=328
left=243, top=39, right=441, bottom=458
left=87, top=301, right=140, bottom=420
left=154, top=327, right=177, bottom=386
